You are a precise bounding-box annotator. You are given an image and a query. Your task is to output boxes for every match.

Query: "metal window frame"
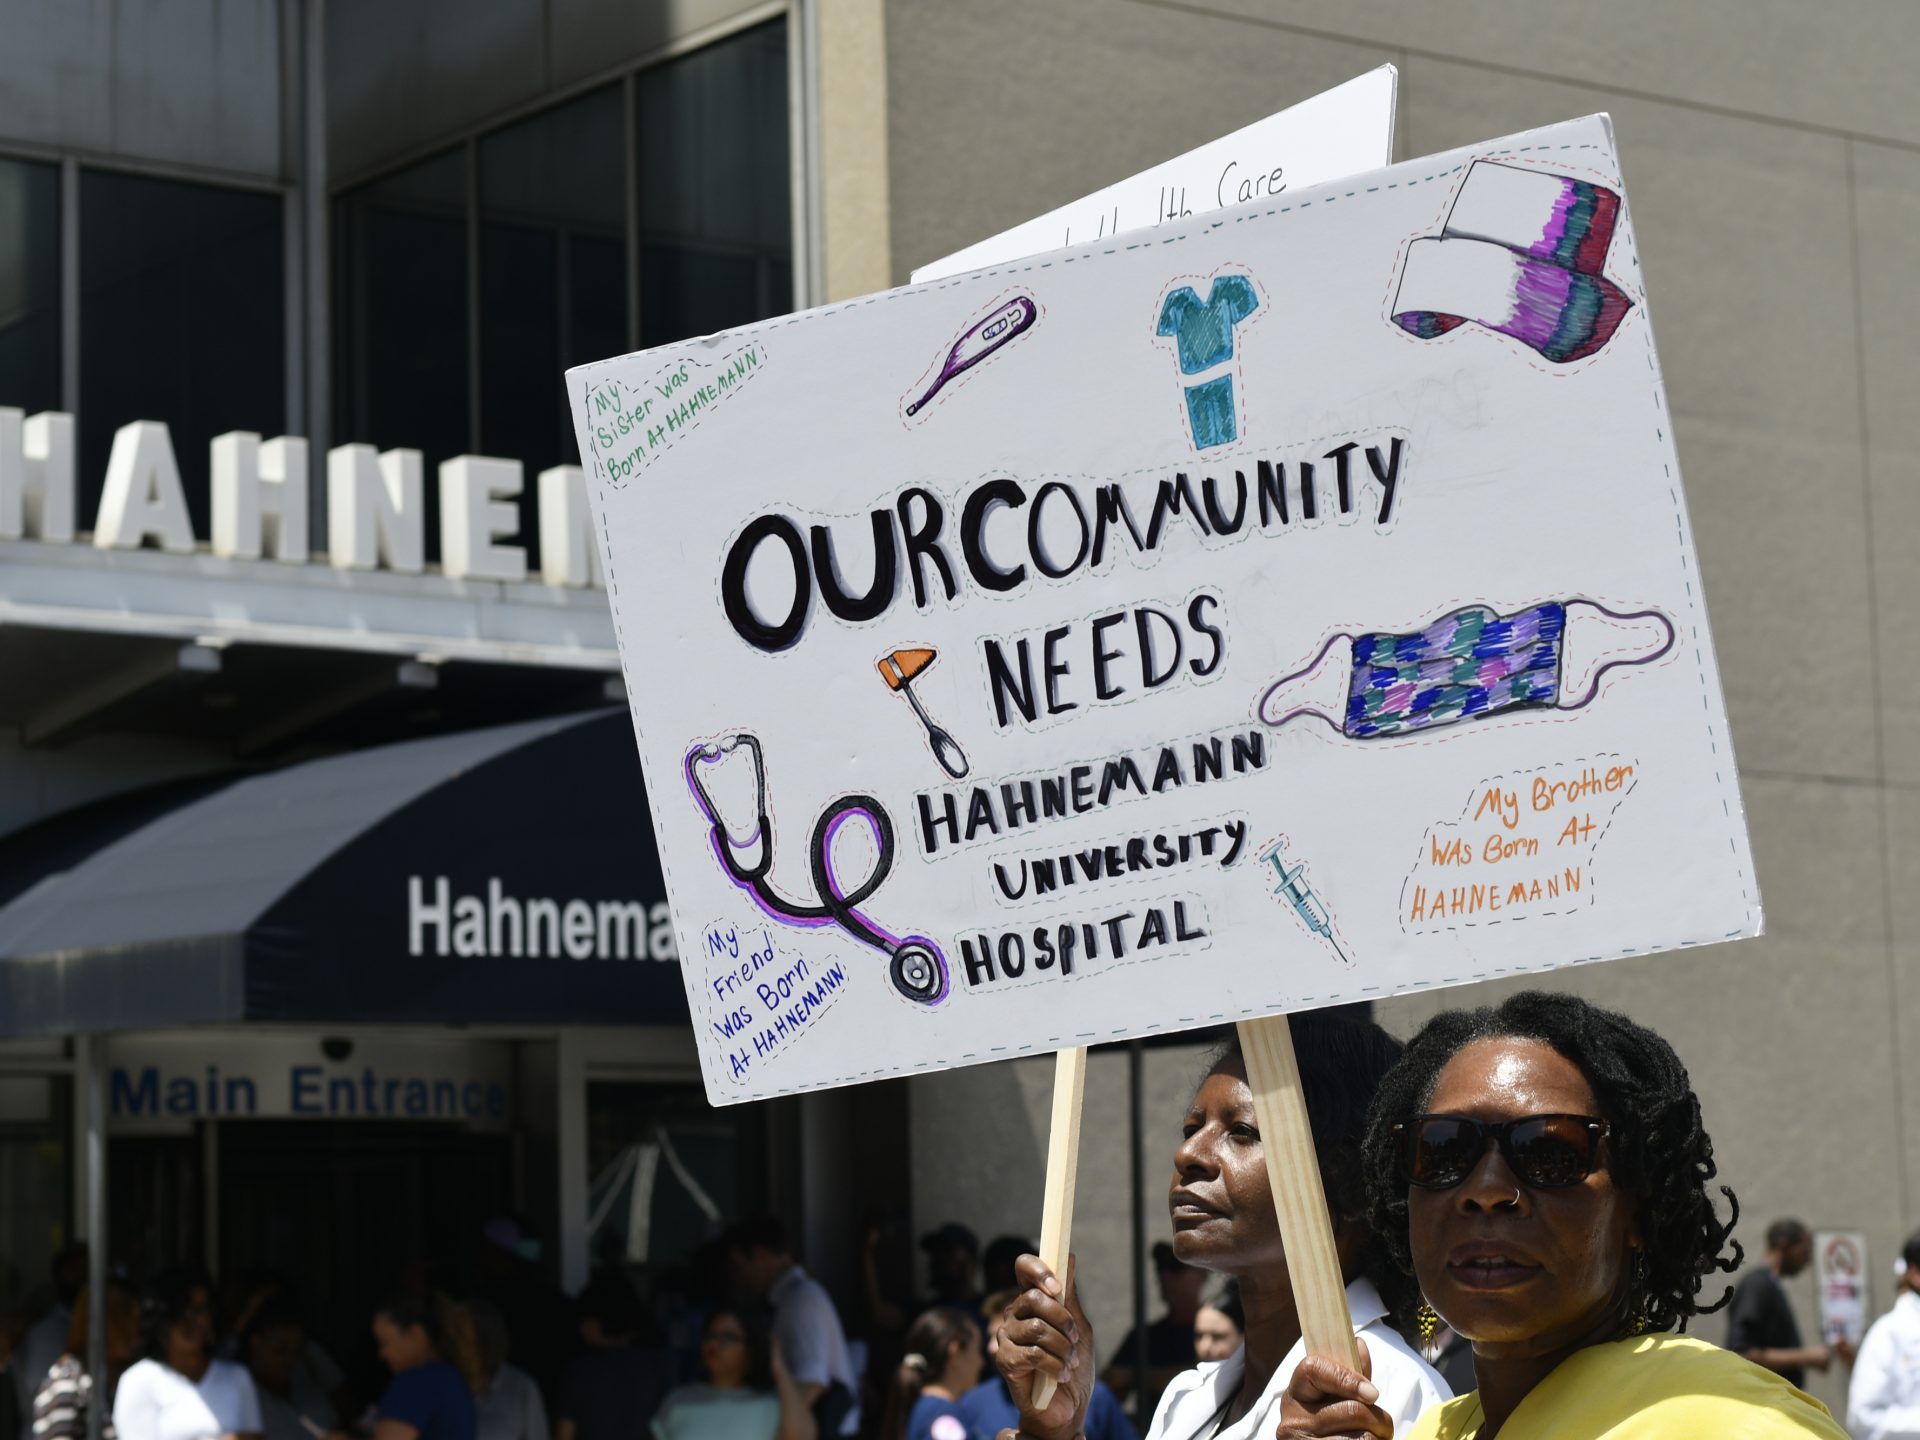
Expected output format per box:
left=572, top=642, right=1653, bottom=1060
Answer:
left=0, top=131, right=295, bottom=433
left=20, top=147, right=299, bottom=463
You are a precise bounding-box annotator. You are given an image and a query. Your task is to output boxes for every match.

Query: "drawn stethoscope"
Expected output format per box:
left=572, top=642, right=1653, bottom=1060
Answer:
left=684, top=733, right=950, bottom=1006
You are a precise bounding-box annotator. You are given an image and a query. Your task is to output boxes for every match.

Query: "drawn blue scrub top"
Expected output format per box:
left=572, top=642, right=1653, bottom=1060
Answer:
left=1157, top=276, right=1259, bottom=374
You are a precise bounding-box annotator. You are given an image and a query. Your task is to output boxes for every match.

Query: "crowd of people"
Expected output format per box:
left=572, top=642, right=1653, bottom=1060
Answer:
left=0, top=1224, right=827, bottom=1440
left=15, top=992, right=1920, bottom=1439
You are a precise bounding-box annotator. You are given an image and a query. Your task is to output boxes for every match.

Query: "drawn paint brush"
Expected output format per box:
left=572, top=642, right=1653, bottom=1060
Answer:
left=877, top=647, right=970, bottom=779
left=905, top=296, right=1038, bottom=417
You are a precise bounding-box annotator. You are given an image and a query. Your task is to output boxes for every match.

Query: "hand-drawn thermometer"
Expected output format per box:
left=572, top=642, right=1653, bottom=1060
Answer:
left=904, top=296, right=1038, bottom=417
left=1259, top=599, right=1675, bottom=740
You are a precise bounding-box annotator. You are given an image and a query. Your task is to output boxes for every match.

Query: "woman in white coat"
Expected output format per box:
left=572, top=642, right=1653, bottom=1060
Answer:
left=995, top=1014, right=1450, bottom=1440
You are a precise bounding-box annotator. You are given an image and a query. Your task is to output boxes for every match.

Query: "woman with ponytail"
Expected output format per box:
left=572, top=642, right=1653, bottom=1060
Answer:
left=367, top=1292, right=480, bottom=1440
left=888, top=1309, right=983, bottom=1440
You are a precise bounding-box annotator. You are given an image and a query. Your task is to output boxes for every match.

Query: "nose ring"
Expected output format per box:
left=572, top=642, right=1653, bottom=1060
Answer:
left=1509, top=1186, right=1523, bottom=1207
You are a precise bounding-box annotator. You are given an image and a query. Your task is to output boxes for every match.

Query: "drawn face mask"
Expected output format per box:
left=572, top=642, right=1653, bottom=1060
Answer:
left=1348, top=602, right=1565, bottom=737
left=1260, top=600, right=1674, bottom=740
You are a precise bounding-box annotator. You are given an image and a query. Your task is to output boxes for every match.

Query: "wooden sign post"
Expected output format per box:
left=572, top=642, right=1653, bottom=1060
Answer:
left=576, top=111, right=1759, bottom=1407
left=1237, top=1013, right=1361, bottom=1368
left=1030, top=1045, right=1087, bottom=1409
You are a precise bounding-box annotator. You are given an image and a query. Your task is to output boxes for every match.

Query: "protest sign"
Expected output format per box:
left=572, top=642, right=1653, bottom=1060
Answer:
left=912, top=66, right=1396, bottom=281
left=569, top=112, right=1761, bottom=1113
left=1816, top=1231, right=1869, bottom=1346
left=913, top=72, right=1401, bottom=1376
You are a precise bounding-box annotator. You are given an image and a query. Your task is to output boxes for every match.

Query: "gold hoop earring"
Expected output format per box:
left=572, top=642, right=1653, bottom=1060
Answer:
left=1628, top=1250, right=1652, bottom=1334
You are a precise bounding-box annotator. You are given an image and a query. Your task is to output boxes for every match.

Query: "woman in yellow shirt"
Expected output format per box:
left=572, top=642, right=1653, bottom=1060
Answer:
left=1278, top=990, right=1846, bottom=1439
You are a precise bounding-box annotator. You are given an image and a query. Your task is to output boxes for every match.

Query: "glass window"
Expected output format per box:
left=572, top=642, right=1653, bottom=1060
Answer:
left=80, top=172, right=285, bottom=539
left=0, top=159, right=61, bottom=418
left=334, top=150, right=469, bottom=559
left=479, top=84, right=627, bottom=554
left=638, top=19, right=792, bottom=347
left=328, top=19, right=795, bottom=559
left=586, top=1080, right=765, bottom=1276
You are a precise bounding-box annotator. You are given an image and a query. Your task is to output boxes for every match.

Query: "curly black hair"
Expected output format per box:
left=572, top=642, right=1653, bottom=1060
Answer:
left=1361, top=990, right=1741, bottom=1336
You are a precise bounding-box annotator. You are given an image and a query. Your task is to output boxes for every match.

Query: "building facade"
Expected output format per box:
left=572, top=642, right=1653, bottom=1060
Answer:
left=0, top=0, right=904, bottom=1389
left=0, top=0, right=1915, bottom=1424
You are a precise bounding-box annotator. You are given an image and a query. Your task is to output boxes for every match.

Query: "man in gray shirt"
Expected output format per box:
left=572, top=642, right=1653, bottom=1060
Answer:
left=727, top=1218, right=860, bottom=1437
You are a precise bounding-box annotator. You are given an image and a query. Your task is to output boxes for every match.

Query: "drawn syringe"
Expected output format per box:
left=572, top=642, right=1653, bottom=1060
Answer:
left=1261, top=838, right=1350, bottom=966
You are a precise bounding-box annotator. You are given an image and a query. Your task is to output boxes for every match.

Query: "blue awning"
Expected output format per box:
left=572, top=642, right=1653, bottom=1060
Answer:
left=0, top=709, right=686, bottom=1034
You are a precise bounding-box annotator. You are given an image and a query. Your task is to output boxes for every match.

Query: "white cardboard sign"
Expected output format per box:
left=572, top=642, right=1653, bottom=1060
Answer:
left=1816, top=1231, right=1869, bottom=1346
left=912, top=66, right=1397, bottom=282
left=570, top=114, right=1762, bottom=1104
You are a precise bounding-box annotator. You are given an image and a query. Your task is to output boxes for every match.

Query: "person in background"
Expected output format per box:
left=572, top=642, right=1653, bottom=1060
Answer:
left=228, top=1276, right=350, bottom=1431
left=1191, top=1286, right=1242, bottom=1365
left=856, top=1225, right=913, bottom=1440
left=958, top=1291, right=1132, bottom=1440
left=365, top=1291, right=479, bottom=1440
left=114, top=1269, right=263, bottom=1440
left=884, top=1310, right=979, bottom=1440
left=554, top=1273, right=672, bottom=1440
left=726, top=1220, right=858, bottom=1439
left=917, top=1231, right=981, bottom=1325
left=17, top=1248, right=88, bottom=1431
left=1277, top=991, right=1847, bottom=1439
left=1101, top=1244, right=1203, bottom=1422
left=240, top=1295, right=338, bottom=1440
left=979, top=1243, right=1031, bottom=1302
left=32, top=1280, right=140, bottom=1440
left=1848, top=1230, right=1920, bottom=1439
left=1, top=1289, right=26, bottom=1440
left=466, top=1301, right=547, bottom=1440
left=472, top=1221, right=575, bottom=1407
left=1727, top=1219, right=1850, bottom=1388
left=651, top=1306, right=814, bottom=1440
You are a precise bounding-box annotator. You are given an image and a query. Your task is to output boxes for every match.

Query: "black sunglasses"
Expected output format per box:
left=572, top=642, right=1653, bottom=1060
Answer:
left=1394, top=1113, right=1611, bottom=1190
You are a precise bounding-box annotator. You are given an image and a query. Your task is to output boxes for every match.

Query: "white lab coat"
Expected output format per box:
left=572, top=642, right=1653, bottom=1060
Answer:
left=1145, top=1279, right=1450, bottom=1440
left=1849, top=1289, right=1920, bottom=1440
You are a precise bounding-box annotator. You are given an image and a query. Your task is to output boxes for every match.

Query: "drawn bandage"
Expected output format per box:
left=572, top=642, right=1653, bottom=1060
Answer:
left=1260, top=600, right=1675, bottom=740
left=685, top=734, right=950, bottom=1005
left=1391, top=163, right=1632, bottom=363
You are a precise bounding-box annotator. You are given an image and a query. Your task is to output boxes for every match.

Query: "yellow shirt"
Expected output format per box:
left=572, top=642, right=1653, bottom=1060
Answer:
left=1405, top=1334, right=1847, bottom=1439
